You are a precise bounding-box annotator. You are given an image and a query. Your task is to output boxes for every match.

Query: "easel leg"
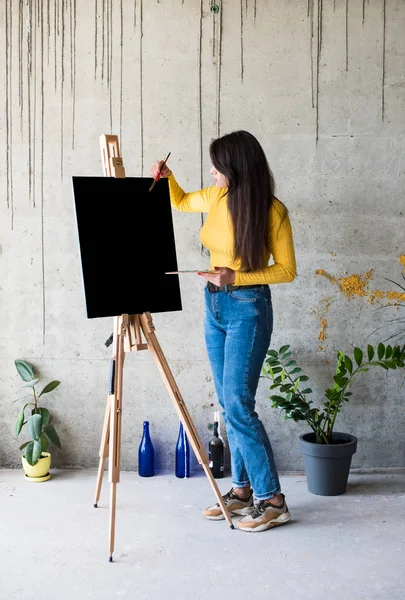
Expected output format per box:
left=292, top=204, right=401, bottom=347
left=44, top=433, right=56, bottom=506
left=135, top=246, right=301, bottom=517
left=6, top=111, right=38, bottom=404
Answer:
left=108, top=319, right=125, bottom=562
left=94, top=395, right=110, bottom=507
left=109, top=483, right=117, bottom=562
left=139, top=313, right=234, bottom=528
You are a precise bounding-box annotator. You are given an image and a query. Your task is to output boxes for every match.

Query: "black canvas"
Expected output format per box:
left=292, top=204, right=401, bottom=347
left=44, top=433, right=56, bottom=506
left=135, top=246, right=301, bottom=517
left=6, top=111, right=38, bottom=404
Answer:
left=72, top=176, right=182, bottom=319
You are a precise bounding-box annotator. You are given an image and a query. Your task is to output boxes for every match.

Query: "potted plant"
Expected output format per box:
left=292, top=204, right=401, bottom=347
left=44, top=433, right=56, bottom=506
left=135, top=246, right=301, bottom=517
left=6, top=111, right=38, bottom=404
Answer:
left=14, top=359, right=62, bottom=482
left=262, top=343, right=405, bottom=496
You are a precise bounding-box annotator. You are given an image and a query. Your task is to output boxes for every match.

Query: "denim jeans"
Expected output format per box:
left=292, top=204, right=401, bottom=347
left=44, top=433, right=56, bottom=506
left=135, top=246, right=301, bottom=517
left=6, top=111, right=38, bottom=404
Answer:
left=204, top=284, right=281, bottom=500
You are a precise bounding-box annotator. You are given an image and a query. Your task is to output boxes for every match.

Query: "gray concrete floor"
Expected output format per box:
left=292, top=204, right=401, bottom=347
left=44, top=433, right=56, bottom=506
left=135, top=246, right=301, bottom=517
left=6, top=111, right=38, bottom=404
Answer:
left=0, top=469, right=404, bottom=600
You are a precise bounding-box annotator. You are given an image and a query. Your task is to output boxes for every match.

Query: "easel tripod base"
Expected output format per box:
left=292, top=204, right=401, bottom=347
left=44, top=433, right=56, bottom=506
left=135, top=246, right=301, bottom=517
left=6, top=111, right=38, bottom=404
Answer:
left=95, top=135, right=233, bottom=562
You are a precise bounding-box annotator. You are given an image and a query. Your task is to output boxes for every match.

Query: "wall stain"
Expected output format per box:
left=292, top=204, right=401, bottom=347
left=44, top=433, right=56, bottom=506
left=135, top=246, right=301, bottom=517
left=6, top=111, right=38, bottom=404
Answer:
left=133, top=0, right=137, bottom=29
left=54, top=0, right=58, bottom=90
left=18, top=0, right=24, bottom=131
left=345, top=0, right=349, bottom=72
left=47, top=0, right=50, bottom=63
left=308, top=0, right=314, bottom=109
left=28, top=0, right=34, bottom=205
left=316, top=0, right=323, bottom=143
left=101, top=0, right=105, bottom=81
left=140, top=0, right=144, bottom=174
left=316, top=266, right=405, bottom=306
left=94, top=0, right=98, bottom=78
left=382, top=0, right=386, bottom=122
left=5, top=0, right=14, bottom=227
left=72, top=0, right=77, bottom=149
left=109, top=0, right=113, bottom=133
left=198, top=0, right=203, bottom=190
left=240, top=0, right=244, bottom=82
left=212, top=3, right=216, bottom=58
left=60, top=0, right=65, bottom=180
left=120, top=0, right=123, bottom=144
left=254, top=0, right=257, bottom=22
left=40, top=0, right=46, bottom=345
left=362, top=0, right=366, bottom=26
left=216, top=0, right=223, bottom=139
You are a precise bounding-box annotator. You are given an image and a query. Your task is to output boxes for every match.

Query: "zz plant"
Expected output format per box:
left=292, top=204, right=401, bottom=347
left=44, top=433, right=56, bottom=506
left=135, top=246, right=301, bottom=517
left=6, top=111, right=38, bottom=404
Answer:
left=14, top=360, right=62, bottom=466
left=262, top=343, right=405, bottom=445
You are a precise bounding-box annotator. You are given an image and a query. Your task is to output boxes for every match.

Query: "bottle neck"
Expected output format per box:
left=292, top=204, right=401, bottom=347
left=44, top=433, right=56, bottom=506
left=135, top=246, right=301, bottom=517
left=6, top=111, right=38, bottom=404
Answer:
left=213, top=422, right=219, bottom=437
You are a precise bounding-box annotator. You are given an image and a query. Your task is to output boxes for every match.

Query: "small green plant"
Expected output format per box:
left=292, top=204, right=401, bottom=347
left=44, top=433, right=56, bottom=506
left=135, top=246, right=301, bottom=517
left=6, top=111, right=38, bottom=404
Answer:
left=262, top=343, right=405, bottom=445
left=14, top=360, right=62, bottom=465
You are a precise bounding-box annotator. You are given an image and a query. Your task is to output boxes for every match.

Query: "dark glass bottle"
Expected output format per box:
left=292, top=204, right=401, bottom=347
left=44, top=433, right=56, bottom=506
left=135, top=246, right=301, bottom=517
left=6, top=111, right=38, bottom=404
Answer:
left=138, top=421, right=154, bottom=477
left=175, top=421, right=190, bottom=478
left=209, top=421, right=224, bottom=478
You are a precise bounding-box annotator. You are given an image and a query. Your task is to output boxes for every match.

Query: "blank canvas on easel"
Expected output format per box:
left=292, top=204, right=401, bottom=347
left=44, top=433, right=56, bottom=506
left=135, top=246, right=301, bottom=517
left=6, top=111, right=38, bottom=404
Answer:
left=72, top=177, right=182, bottom=318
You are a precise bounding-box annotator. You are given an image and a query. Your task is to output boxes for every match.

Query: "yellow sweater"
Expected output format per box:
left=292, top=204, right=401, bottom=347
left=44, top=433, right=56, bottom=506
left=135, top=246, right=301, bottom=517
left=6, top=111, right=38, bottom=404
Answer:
left=168, top=174, right=296, bottom=286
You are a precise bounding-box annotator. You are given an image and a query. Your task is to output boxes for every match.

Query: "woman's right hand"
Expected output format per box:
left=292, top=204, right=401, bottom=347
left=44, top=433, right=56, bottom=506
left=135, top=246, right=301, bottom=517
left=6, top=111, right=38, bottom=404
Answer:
left=150, top=160, right=172, bottom=180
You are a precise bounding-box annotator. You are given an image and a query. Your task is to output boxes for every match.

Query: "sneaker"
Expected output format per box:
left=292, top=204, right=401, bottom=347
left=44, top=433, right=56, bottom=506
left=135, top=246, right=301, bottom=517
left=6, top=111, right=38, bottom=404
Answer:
left=236, top=493, right=291, bottom=532
left=203, top=488, right=254, bottom=521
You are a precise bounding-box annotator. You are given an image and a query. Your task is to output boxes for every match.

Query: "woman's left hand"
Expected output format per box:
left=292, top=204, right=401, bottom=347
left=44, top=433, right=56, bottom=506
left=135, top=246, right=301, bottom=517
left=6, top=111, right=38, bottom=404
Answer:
left=198, top=267, right=236, bottom=286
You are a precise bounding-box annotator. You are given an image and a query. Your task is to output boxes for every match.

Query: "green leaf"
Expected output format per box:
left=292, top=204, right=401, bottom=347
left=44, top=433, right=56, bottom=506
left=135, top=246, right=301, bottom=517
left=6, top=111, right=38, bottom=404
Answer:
left=367, top=345, right=375, bottom=361
left=44, top=424, right=61, bottom=449
left=333, top=375, right=345, bottom=387
left=14, top=360, right=35, bottom=382
left=24, top=440, right=42, bottom=466
left=19, top=441, right=30, bottom=451
left=15, top=409, right=25, bottom=436
left=385, top=345, right=393, bottom=359
left=285, top=360, right=297, bottom=368
left=301, top=388, right=313, bottom=394
left=293, top=377, right=300, bottom=392
left=378, top=363, right=389, bottom=370
left=279, top=345, right=290, bottom=355
left=353, top=348, right=363, bottom=367
left=40, top=433, right=49, bottom=452
left=281, top=369, right=285, bottom=383
left=344, top=356, right=353, bottom=374
left=21, top=378, right=40, bottom=388
left=266, top=350, right=278, bottom=358
left=299, top=375, right=310, bottom=382
left=27, top=414, right=42, bottom=441
left=378, top=343, right=385, bottom=360
left=357, top=368, right=369, bottom=373
left=385, top=360, right=397, bottom=369
left=289, top=367, right=302, bottom=375
left=270, top=395, right=287, bottom=404
left=31, top=408, right=51, bottom=427
left=38, top=380, right=60, bottom=397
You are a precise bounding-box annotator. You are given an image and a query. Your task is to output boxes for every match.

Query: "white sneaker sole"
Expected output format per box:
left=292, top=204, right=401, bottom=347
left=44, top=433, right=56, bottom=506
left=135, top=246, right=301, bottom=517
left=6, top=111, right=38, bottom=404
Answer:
left=237, top=510, right=291, bottom=532
left=204, top=505, right=253, bottom=521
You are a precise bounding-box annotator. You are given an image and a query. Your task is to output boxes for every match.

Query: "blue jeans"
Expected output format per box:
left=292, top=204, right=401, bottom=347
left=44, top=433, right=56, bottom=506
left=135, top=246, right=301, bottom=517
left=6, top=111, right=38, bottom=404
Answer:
left=204, top=284, right=281, bottom=500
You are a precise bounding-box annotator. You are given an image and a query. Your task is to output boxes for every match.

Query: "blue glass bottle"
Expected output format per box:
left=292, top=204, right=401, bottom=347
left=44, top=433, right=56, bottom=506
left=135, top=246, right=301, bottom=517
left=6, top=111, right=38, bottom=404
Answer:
left=175, top=421, right=190, bottom=478
left=138, top=421, right=154, bottom=477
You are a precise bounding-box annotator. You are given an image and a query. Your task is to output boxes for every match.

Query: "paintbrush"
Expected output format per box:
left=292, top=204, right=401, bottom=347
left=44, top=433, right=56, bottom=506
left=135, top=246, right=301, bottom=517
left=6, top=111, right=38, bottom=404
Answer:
left=149, top=152, right=171, bottom=192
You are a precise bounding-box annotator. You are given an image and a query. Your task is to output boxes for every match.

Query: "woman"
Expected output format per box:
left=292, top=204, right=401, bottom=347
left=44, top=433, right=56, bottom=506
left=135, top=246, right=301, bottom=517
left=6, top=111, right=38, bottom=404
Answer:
left=151, top=130, right=296, bottom=532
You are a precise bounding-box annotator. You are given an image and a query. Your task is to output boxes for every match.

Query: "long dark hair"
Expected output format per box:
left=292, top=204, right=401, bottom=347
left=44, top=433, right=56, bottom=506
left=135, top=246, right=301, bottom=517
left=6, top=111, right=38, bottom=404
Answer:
left=209, top=130, right=280, bottom=272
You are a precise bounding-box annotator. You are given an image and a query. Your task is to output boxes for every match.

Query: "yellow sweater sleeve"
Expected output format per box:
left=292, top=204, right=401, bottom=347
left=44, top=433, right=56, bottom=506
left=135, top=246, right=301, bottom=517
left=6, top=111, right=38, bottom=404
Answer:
left=168, top=173, right=215, bottom=213
left=234, top=199, right=297, bottom=286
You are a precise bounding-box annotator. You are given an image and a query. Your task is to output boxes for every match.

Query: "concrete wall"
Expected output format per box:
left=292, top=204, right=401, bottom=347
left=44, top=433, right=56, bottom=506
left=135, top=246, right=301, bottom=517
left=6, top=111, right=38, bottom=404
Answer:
left=1, top=0, right=404, bottom=472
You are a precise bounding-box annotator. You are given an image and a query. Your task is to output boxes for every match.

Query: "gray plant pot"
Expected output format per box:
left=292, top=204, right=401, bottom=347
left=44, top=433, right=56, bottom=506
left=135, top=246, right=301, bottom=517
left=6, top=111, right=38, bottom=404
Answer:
left=299, top=432, right=358, bottom=496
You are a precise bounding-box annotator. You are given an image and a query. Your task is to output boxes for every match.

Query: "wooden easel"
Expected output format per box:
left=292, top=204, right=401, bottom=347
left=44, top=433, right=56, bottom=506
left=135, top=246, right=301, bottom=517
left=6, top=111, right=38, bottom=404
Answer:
left=94, top=135, right=233, bottom=562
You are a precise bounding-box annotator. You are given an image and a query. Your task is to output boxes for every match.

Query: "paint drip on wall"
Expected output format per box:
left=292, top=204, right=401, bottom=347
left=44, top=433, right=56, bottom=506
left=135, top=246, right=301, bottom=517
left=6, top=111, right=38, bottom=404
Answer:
left=314, top=255, right=405, bottom=349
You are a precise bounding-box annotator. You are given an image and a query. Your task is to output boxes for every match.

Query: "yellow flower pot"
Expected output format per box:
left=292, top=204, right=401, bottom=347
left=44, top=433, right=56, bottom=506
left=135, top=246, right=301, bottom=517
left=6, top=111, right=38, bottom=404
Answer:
left=22, top=452, right=51, bottom=481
